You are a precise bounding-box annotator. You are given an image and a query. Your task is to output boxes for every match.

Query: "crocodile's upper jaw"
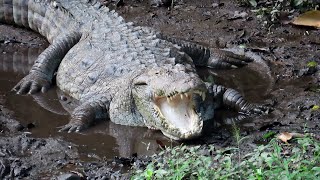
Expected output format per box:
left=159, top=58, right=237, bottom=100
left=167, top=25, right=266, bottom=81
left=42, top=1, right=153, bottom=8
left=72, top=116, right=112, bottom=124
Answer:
left=153, top=91, right=205, bottom=140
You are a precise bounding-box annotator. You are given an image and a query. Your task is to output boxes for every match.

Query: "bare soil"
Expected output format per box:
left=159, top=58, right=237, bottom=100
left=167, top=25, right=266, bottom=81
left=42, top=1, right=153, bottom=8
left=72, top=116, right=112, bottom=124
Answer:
left=0, top=0, right=319, bottom=179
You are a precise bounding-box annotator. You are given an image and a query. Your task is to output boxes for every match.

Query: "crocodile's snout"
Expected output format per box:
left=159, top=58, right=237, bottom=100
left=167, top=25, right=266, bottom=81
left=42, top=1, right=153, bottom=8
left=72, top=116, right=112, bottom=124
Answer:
left=152, top=90, right=205, bottom=140
left=132, top=66, right=207, bottom=140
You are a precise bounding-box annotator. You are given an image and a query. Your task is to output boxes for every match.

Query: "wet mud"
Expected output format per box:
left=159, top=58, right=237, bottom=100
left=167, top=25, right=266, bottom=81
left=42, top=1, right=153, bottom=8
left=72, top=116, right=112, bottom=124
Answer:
left=0, top=0, right=319, bottom=179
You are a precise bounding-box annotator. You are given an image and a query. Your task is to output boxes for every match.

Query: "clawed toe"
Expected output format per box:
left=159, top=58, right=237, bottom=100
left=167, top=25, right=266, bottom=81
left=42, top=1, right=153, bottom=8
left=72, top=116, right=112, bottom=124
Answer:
left=29, top=83, right=42, bottom=94
left=240, top=105, right=273, bottom=116
left=12, top=73, right=51, bottom=95
left=223, top=55, right=250, bottom=67
left=16, top=81, right=31, bottom=94
left=251, top=105, right=273, bottom=115
left=58, top=122, right=86, bottom=133
left=209, top=48, right=255, bottom=69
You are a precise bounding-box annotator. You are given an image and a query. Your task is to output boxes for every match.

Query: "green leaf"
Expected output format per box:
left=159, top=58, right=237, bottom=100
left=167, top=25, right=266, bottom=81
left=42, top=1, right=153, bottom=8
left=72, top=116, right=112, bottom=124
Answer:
left=239, top=44, right=247, bottom=49
left=144, top=168, right=153, bottom=179
left=292, top=0, right=304, bottom=7
left=312, top=167, right=320, bottom=175
left=263, top=131, right=277, bottom=139
left=311, top=105, right=320, bottom=111
left=154, top=169, right=168, bottom=178
left=307, top=61, right=318, bottom=68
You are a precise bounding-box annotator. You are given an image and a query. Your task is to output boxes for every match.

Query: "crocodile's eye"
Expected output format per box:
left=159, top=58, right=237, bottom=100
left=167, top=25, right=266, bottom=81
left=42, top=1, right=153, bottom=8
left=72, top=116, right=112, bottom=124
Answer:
left=135, top=82, right=147, bottom=86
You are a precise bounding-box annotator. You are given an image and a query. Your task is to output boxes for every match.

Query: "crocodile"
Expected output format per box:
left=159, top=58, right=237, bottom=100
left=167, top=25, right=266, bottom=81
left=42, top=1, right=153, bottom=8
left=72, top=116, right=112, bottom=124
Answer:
left=0, top=0, right=270, bottom=140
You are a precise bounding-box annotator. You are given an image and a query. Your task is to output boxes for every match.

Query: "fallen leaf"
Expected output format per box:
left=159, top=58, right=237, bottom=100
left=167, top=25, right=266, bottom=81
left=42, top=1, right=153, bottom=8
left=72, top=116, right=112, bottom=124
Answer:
left=278, top=132, right=293, bottom=143
left=292, top=10, right=320, bottom=28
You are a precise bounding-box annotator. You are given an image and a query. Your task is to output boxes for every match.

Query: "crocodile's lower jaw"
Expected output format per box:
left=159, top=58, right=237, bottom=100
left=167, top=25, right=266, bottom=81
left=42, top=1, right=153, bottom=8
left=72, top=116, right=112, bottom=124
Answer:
left=154, top=92, right=203, bottom=140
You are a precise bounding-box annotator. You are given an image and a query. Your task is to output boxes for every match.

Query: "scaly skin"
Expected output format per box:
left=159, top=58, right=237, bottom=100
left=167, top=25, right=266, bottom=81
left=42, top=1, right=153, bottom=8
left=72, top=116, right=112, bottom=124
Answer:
left=0, top=0, right=270, bottom=140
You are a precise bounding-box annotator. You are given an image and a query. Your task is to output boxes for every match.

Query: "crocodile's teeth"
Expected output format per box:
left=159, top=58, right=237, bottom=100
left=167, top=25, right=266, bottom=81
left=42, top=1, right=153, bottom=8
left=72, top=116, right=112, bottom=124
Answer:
left=185, top=93, right=189, bottom=98
left=201, top=92, right=206, bottom=101
left=180, top=94, right=184, bottom=99
left=170, top=97, right=173, bottom=101
left=51, top=1, right=58, bottom=8
left=167, top=97, right=170, bottom=102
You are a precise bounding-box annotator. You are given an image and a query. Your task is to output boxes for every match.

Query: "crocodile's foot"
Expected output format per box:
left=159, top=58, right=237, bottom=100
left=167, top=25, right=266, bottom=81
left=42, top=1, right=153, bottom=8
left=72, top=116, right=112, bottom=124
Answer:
left=240, top=104, right=273, bottom=116
left=58, top=112, right=91, bottom=133
left=209, top=48, right=254, bottom=69
left=12, top=73, right=51, bottom=94
left=223, top=114, right=247, bottom=125
left=58, top=102, right=97, bottom=133
left=58, top=120, right=88, bottom=133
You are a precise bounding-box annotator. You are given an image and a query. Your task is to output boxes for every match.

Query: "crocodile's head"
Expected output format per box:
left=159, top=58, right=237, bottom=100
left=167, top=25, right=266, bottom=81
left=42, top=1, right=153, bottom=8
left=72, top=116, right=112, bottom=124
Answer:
left=132, top=64, right=207, bottom=140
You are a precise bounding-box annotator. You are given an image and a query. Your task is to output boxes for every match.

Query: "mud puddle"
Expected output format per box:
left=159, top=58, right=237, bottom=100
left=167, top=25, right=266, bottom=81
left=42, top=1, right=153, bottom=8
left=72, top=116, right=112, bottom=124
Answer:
left=0, top=45, right=174, bottom=160
left=0, top=44, right=274, bottom=160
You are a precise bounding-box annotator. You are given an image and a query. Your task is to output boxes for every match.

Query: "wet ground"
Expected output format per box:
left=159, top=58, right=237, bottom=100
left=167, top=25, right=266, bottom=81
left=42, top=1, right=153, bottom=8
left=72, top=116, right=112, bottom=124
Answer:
left=0, top=0, right=319, bottom=179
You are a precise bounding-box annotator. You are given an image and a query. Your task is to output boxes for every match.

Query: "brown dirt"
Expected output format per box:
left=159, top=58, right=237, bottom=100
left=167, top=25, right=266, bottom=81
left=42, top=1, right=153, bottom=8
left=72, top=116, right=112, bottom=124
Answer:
left=0, top=0, right=319, bottom=179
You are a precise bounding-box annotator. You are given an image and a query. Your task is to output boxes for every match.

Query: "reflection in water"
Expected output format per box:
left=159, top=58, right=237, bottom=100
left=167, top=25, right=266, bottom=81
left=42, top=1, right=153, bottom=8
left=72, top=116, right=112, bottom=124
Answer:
left=0, top=47, right=42, bottom=75
left=0, top=45, right=175, bottom=159
left=0, top=45, right=273, bottom=159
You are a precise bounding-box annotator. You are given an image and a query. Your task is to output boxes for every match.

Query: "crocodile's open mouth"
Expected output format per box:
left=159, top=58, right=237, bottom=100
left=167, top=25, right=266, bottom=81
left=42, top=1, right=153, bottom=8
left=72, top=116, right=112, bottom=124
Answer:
left=153, top=91, right=205, bottom=140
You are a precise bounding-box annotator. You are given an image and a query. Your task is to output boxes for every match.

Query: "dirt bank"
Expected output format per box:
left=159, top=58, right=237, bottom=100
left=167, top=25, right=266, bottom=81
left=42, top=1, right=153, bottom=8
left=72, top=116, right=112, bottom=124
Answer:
left=0, top=0, right=319, bottom=179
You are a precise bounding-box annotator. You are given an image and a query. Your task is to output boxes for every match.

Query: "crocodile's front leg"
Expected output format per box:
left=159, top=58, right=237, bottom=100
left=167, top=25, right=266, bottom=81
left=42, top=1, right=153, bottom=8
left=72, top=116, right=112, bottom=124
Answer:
left=59, top=100, right=109, bottom=133
left=210, top=84, right=270, bottom=115
left=13, top=32, right=82, bottom=94
left=158, top=34, right=253, bottom=68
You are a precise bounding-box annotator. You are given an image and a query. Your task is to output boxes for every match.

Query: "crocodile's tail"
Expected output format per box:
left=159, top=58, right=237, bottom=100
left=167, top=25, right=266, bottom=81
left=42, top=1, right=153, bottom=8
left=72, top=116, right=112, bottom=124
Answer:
left=0, top=0, right=78, bottom=43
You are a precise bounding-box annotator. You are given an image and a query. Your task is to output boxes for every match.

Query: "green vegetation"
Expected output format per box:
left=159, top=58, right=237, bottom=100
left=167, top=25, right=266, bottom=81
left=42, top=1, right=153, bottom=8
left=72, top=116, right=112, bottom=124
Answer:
left=311, top=105, right=319, bottom=111
left=308, top=85, right=320, bottom=93
left=131, top=135, right=320, bottom=179
left=262, top=131, right=277, bottom=140
left=238, top=0, right=317, bottom=8
left=238, top=0, right=319, bottom=23
left=307, top=61, right=318, bottom=68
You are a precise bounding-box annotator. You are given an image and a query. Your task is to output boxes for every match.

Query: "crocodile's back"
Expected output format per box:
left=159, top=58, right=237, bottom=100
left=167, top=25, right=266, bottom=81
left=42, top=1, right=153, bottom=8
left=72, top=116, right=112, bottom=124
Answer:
left=1, top=0, right=187, bottom=102
left=56, top=1, right=177, bottom=101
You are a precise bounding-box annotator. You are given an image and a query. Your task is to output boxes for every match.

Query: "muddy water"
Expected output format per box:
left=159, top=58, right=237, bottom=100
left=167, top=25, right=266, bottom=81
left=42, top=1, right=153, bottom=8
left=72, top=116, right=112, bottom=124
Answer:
left=0, top=45, right=174, bottom=160
left=0, top=44, right=272, bottom=159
